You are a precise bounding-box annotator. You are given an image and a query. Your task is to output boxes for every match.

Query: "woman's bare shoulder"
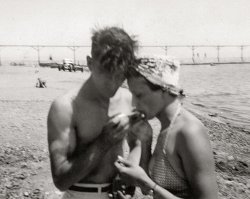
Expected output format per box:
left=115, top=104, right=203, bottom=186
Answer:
left=177, top=109, right=210, bottom=148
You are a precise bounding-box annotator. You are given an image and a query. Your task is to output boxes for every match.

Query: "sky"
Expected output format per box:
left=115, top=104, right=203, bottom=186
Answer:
left=0, top=0, right=250, bottom=61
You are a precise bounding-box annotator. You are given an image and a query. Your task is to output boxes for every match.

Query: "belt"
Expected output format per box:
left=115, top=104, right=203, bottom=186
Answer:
left=69, top=184, right=111, bottom=193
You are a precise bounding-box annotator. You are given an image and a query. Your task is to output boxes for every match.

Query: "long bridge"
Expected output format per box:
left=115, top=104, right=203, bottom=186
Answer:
left=146, top=45, right=250, bottom=65
left=0, top=44, right=250, bottom=65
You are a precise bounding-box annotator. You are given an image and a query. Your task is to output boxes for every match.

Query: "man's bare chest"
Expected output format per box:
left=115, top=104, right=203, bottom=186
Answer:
left=74, top=109, right=108, bottom=144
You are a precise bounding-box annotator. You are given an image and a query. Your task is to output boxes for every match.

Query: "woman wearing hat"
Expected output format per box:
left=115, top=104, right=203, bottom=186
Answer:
left=115, top=56, right=218, bottom=199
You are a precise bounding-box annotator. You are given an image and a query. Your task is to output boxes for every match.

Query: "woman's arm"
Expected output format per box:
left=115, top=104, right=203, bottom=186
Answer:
left=115, top=156, right=183, bottom=199
left=115, top=123, right=218, bottom=199
left=126, top=120, right=153, bottom=169
left=177, top=122, right=218, bottom=199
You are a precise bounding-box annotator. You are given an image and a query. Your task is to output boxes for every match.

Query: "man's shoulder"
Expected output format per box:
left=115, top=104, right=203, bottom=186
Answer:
left=49, top=92, right=76, bottom=116
left=47, top=94, right=75, bottom=137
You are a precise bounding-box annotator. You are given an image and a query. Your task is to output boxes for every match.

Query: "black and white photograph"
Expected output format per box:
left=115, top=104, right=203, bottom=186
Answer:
left=0, top=0, right=249, bottom=199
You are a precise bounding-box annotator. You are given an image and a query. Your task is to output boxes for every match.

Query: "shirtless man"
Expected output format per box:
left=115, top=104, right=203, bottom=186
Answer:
left=47, top=27, right=152, bottom=199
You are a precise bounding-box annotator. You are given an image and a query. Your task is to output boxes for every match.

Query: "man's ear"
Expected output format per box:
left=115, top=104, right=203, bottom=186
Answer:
left=86, top=56, right=92, bottom=71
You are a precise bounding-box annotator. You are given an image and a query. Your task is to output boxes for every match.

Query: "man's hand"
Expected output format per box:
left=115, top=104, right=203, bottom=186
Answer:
left=109, top=177, right=135, bottom=199
left=109, top=191, right=132, bottom=199
left=100, top=114, right=130, bottom=146
left=117, top=191, right=132, bottom=199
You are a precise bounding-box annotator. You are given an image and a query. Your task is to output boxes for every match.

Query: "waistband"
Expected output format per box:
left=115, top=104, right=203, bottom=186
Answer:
left=69, top=183, right=111, bottom=193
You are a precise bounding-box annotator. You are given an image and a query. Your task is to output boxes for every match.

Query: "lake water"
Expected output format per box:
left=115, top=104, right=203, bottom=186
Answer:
left=180, top=64, right=250, bottom=130
left=1, top=64, right=249, bottom=131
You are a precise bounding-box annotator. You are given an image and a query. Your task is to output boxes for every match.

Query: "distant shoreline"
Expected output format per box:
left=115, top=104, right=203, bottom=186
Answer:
left=181, top=62, right=250, bottom=65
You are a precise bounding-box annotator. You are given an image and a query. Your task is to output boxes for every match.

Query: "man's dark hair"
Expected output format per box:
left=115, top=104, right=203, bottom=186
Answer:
left=91, top=26, right=138, bottom=74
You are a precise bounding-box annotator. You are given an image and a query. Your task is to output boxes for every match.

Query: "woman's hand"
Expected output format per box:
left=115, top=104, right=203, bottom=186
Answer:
left=114, top=156, right=153, bottom=191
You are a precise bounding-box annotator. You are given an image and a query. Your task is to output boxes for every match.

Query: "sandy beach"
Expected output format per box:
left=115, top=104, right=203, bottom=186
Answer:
left=0, top=65, right=249, bottom=199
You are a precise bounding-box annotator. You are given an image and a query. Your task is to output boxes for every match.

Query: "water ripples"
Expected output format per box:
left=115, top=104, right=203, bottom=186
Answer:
left=180, top=64, right=250, bottom=130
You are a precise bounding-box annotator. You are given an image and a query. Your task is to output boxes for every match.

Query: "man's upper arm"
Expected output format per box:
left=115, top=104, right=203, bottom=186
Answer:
left=178, top=123, right=218, bottom=199
left=47, top=98, right=75, bottom=179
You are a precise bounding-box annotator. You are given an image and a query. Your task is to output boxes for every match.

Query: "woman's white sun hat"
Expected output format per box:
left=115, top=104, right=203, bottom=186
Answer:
left=135, top=55, right=184, bottom=96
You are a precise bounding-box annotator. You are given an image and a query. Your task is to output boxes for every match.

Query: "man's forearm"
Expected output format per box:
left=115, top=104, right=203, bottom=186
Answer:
left=53, top=138, right=110, bottom=191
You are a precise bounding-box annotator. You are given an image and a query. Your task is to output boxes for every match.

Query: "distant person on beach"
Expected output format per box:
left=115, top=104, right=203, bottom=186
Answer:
left=115, top=55, right=218, bottom=199
left=34, top=65, right=47, bottom=88
left=47, top=27, right=152, bottom=199
left=36, top=78, right=47, bottom=88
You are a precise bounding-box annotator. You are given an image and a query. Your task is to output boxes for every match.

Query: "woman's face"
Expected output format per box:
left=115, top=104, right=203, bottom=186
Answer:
left=128, top=76, right=165, bottom=119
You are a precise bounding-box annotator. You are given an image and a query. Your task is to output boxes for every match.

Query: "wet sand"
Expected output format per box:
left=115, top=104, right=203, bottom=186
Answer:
left=0, top=65, right=249, bottom=199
